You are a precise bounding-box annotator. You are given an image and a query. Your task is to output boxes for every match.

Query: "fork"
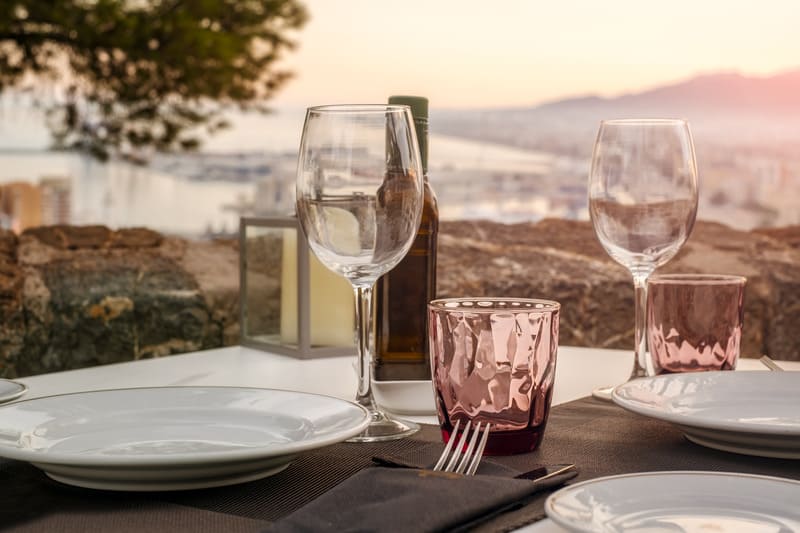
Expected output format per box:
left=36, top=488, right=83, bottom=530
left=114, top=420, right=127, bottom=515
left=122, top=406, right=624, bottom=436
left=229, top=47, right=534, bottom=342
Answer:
left=432, top=420, right=492, bottom=476
left=760, top=355, right=785, bottom=372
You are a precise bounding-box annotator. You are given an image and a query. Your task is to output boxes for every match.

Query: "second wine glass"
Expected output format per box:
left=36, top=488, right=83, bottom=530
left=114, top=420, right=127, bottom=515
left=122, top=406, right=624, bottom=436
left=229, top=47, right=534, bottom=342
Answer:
left=296, top=104, right=424, bottom=441
left=589, top=119, right=699, bottom=398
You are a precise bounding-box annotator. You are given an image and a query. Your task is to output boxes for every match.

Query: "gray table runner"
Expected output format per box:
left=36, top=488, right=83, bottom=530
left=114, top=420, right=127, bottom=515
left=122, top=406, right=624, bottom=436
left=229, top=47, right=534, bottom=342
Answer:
left=2, top=396, right=799, bottom=532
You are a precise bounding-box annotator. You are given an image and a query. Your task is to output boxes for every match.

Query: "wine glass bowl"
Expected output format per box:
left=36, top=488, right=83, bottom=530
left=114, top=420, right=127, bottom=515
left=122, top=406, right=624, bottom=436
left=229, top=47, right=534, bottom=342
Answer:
left=589, top=119, right=699, bottom=388
left=296, top=104, right=424, bottom=441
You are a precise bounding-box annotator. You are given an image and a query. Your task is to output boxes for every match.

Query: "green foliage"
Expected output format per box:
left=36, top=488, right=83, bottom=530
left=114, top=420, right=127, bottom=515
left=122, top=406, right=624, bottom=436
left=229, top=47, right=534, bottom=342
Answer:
left=0, top=0, right=308, bottom=161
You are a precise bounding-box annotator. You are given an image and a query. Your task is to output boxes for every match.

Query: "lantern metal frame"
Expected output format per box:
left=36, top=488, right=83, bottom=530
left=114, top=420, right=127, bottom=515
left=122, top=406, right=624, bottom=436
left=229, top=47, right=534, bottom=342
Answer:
left=239, top=215, right=355, bottom=358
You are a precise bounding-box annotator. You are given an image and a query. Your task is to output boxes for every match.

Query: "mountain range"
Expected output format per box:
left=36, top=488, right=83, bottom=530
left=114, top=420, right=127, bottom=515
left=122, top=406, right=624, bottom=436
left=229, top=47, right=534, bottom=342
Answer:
left=433, top=70, right=800, bottom=153
left=537, top=70, right=800, bottom=115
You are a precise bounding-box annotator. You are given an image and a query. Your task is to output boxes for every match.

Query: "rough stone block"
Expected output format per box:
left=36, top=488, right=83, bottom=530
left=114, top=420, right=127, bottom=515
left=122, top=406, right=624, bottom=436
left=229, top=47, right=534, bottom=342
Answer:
left=2, top=219, right=799, bottom=379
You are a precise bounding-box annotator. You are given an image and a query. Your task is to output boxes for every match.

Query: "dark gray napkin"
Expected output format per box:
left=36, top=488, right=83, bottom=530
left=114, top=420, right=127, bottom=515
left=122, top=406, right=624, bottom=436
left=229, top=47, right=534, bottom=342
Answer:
left=268, top=467, right=561, bottom=533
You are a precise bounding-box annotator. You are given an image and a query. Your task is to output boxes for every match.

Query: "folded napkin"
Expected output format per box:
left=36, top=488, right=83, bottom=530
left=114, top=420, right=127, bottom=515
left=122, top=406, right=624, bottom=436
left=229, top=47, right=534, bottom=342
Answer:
left=268, top=467, right=562, bottom=533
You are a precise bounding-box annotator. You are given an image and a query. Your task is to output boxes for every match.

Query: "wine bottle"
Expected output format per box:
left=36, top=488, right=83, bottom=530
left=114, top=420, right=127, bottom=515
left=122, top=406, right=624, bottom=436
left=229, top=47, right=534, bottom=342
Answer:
left=374, top=96, right=439, bottom=381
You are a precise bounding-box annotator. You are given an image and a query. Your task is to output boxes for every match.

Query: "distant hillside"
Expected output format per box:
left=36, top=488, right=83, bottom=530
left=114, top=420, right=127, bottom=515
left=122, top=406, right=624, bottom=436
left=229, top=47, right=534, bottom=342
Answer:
left=538, top=70, right=800, bottom=115
left=432, top=70, right=800, bottom=154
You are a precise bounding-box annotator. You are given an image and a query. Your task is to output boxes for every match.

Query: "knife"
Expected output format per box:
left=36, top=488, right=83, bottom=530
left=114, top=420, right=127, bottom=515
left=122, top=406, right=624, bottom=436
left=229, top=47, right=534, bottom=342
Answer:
left=514, top=463, right=577, bottom=482
left=372, top=453, right=578, bottom=484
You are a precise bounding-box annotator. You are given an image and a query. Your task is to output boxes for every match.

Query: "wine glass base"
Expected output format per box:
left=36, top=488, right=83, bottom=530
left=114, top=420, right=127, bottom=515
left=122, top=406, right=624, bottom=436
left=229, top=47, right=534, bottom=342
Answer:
left=592, top=385, right=616, bottom=402
left=346, top=411, right=420, bottom=442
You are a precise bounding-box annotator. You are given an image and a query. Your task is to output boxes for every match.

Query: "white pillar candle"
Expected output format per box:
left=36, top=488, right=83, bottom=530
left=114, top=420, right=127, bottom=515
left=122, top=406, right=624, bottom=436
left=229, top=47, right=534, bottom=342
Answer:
left=280, top=228, right=355, bottom=348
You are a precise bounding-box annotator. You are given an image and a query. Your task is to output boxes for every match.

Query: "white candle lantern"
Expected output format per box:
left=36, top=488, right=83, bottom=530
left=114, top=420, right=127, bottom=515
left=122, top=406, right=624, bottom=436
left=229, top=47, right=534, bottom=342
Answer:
left=239, top=216, right=355, bottom=358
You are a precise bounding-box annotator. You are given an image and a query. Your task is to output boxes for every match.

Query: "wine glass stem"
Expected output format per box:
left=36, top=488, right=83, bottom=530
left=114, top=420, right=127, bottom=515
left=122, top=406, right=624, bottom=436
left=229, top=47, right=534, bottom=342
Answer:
left=354, top=283, right=379, bottom=412
left=631, top=273, right=651, bottom=379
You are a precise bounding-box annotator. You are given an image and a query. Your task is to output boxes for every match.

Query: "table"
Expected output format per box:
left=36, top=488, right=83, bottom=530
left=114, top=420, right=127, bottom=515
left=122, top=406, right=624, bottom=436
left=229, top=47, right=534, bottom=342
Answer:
left=21, top=345, right=794, bottom=407
left=10, top=347, right=800, bottom=532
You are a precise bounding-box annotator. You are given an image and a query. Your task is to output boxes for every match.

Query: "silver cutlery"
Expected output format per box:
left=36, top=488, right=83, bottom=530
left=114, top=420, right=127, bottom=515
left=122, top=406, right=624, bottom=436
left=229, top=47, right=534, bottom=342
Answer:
left=433, top=420, right=491, bottom=476
left=760, top=355, right=785, bottom=372
left=514, top=463, right=577, bottom=482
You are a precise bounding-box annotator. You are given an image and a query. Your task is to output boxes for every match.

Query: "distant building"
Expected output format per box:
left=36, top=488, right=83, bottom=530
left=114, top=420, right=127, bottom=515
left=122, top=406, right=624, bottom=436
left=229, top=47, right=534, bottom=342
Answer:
left=252, top=154, right=297, bottom=216
left=0, top=181, right=43, bottom=232
left=0, top=176, right=71, bottom=232
left=39, top=176, right=72, bottom=226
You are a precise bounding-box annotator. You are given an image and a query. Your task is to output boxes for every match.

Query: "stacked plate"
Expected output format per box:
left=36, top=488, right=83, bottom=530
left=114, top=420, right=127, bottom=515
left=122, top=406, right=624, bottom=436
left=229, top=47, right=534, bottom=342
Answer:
left=0, top=387, right=369, bottom=491
left=611, top=371, right=800, bottom=459
left=545, top=371, right=800, bottom=531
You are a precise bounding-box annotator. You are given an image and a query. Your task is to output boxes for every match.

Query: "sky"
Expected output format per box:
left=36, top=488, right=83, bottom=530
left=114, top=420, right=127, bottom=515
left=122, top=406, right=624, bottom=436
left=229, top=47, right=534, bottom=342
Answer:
left=271, top=0, right=800, bottom=109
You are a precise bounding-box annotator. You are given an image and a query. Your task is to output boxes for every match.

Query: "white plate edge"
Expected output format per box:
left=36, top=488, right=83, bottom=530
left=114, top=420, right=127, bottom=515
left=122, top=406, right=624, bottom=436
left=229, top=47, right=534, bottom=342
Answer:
left=545, top=470, right=800, bottom=532
left=0, top=386, right=370, bottom=466
left=0, top=379, right=27, bottom=403
left=612, top=372, right=800, bottom=436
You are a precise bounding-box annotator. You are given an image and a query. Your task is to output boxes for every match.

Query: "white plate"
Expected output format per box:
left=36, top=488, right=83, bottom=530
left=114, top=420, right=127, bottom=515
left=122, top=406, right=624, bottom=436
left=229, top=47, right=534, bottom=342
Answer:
left=612, top=372, right=800, bottom=458
left=546, top=471, right=800, bottom=532
left=0, top=387, right=369, bottom=491
left=373, top=380, right=436, bottom=415
left=0, top=379, right=26, bottom=403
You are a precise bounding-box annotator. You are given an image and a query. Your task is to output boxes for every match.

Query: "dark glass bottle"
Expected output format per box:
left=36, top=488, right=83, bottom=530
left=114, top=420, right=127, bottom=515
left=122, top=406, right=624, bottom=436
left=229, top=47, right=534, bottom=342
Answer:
left=374, top=96, right=439, bottom=381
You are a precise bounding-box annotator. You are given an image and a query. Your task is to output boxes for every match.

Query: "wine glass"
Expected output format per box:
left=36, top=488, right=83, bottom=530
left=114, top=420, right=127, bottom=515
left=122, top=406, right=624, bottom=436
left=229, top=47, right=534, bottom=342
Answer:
left=588, top=119, right=699, bottom=399
left=295, top=104, right=424, bottom=441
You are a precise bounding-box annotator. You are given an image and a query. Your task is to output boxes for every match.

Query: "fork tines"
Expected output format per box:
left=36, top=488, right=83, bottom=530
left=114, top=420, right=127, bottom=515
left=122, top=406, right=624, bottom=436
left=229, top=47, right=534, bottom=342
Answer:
left=433, top=420, right=492, bottom=476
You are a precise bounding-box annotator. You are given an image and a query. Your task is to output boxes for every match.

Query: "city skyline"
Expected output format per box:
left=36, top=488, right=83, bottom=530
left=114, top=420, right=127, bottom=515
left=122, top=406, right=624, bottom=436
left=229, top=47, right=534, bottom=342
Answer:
left=1, top=1, right=799, bottom=236
left=271, top=0, right=800, bottom=108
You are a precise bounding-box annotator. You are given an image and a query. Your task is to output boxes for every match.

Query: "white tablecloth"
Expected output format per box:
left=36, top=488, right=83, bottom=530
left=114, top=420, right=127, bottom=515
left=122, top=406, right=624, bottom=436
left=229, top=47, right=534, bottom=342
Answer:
left=14, top=345, right=797, bottom=532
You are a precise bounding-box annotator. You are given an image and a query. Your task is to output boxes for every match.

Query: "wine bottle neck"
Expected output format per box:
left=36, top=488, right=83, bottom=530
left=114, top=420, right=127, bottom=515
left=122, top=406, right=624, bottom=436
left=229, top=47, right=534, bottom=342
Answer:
left=414, top=117, right=428, bottom=176
left=389, top=96, right=429, bottom=175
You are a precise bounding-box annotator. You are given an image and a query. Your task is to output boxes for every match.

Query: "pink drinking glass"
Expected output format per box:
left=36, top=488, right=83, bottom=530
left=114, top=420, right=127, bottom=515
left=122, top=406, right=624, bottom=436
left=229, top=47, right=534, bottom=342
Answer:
left=647, top=274, right=746, bottom=374
left=428, top=298, right=560, bottom=455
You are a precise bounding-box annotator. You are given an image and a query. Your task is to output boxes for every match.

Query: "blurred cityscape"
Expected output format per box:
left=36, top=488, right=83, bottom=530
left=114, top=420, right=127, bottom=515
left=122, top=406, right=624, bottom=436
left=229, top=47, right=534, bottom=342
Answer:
left=1, top=70, right=799, bottom=238
left=0, top=177, right=72, bottom=232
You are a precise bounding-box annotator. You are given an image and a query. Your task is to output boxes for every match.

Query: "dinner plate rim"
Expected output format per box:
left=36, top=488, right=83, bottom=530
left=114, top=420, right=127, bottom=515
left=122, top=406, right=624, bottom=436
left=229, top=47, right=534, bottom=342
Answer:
left=545, top=470, right=800, bottom=532
left=612, top=371, right=800, bottom=436
left=0, top=385, right=370, bottom=466
left=0, top=378, right=27, bottom=404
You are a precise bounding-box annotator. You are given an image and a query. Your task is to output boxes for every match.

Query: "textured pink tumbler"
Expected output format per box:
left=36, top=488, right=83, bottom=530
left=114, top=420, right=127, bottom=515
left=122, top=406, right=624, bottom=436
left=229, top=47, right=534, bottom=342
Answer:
left=648, top=274, right=746, bottom=375
left=428, top=298, right=559, bottom=455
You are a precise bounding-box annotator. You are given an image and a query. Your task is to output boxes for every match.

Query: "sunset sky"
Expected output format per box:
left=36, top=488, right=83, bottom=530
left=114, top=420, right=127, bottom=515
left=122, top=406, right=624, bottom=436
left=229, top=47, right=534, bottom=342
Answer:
left=273, top=0, right=800, bottom=109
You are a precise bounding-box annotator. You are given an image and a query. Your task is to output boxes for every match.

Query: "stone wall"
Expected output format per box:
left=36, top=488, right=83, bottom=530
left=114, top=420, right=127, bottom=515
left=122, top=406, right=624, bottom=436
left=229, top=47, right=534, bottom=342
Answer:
left=1, top=220, right=798, bottom=378
left=438, top=219, right=800, bottom=362
left=0, top=226, right=239, bottom=378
